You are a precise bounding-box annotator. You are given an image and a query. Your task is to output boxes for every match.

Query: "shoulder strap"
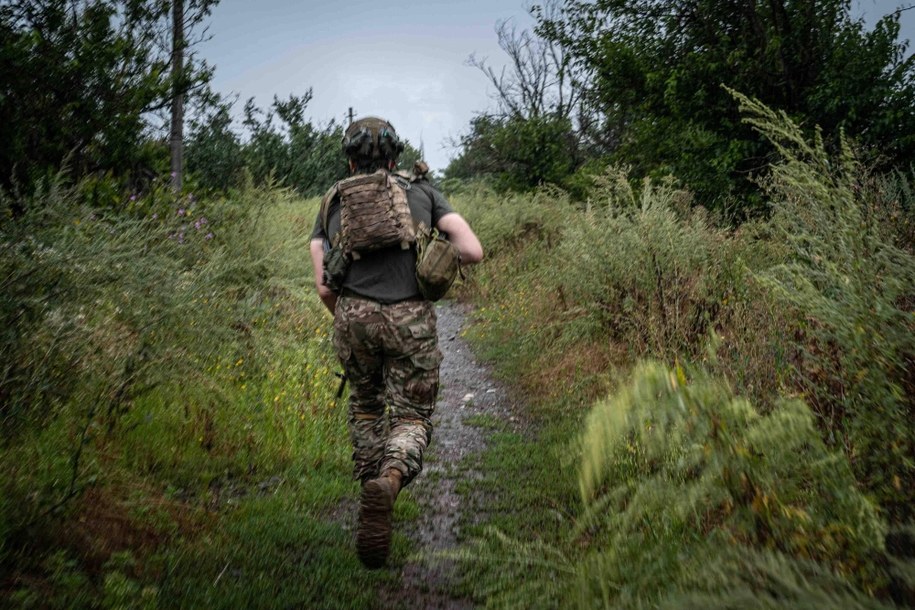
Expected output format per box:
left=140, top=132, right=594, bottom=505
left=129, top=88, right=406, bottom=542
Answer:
left=319, top=182, right=339, bottom=245
left=386, top=172, right=430, bottom=243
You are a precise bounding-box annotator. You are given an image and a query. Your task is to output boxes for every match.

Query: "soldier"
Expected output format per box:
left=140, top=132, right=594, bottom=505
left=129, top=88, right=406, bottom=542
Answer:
left=308, top=117, right=483, bottom=568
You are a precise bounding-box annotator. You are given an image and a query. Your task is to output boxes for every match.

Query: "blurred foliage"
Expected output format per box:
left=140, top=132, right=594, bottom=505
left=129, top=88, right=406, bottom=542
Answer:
left=462, top=363, right=891, bottom=609
left=454, top=91, right=915, bottom=607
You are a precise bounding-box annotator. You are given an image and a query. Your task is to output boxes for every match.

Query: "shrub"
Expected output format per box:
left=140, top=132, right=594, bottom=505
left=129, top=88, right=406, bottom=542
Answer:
left=550, top=167, right=759, bottom=366
left=465, top=363, right=890, bottom=609
left=732, top=90, right=915, bottom=521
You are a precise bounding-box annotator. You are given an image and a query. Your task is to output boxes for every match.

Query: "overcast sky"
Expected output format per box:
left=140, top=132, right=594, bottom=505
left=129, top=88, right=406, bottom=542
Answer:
left=197, top=0, right=914, bottom=173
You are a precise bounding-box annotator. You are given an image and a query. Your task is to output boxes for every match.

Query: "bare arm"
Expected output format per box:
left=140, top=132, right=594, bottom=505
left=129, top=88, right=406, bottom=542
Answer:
left=309, top=238, right=337, bottom=313
left=436, top=213, right=484, bottom=264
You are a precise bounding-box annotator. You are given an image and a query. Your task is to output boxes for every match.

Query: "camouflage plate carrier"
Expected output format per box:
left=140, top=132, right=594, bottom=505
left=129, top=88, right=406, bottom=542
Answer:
left=319, top=161, right=461, bottom=300
left=322, top=170, right=415, bottom=260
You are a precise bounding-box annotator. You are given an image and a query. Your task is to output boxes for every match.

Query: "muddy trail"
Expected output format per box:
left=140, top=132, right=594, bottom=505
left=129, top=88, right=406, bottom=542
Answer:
left=377, top=300, right=518, bottom=609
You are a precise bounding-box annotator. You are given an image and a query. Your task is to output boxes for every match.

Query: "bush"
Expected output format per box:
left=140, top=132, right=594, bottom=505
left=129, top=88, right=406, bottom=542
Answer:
left=733, top=90, right=915, bottom=521
left=0, top=175, right=342, bottom=587
left=554, top=168, right=737, bottom=360
left=466, top=363, right=890, bottom=609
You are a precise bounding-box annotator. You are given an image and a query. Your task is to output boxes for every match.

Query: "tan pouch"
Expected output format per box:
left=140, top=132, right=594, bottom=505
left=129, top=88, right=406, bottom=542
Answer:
left=415, top=224, right=461, bottom=301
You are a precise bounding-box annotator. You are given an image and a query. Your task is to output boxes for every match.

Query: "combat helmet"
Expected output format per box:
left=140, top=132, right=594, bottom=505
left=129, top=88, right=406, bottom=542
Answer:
left=342, top=116, right=405, bottom=164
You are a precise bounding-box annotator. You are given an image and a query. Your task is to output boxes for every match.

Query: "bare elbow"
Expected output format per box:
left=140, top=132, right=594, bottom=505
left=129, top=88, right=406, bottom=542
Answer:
left=461, top=243, right=484, bottom=265
left=436, top=213, right=483, bottom=265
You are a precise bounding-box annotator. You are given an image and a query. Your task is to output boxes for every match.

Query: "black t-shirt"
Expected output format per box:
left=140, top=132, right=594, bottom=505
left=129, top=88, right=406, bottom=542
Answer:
left=311, top=178, right=455, bottom=303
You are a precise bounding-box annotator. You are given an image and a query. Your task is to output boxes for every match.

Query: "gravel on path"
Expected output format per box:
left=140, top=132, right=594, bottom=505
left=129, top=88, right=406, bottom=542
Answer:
left=380, top=300, right=516, bottom=609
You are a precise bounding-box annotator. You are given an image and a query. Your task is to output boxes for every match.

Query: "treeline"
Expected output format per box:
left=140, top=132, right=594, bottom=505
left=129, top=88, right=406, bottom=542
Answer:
left=0, top=0, right=422, bottom=204
left=445, top=0, right=915, bottom=216
left=184, top=92, right=422, bottom=196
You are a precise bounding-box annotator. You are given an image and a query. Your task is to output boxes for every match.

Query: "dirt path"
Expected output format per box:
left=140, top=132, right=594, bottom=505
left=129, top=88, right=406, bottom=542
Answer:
left=380, top=300, right=515, bottom=609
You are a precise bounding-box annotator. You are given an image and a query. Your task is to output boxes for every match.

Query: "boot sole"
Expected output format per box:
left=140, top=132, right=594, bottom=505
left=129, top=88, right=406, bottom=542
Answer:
left=356, top=478, right=393, bottom=569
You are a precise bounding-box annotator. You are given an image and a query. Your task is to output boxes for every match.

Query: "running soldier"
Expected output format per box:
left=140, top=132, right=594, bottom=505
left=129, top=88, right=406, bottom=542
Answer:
left=309, top=117, right=483, bottom=568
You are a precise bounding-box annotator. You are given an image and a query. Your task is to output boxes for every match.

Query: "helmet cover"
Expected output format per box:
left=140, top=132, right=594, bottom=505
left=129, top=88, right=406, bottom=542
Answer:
left=342, top=116, right=405, bottom=162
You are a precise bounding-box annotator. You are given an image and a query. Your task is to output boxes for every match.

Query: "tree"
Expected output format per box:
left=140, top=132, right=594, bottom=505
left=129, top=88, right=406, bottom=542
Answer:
left=535, top=0, right=915, bottom=212
left=169, top=0, right=218, bottom=193
left=237, top=92, right=351, bottom=196
left=0, top=1, right=216, bottom=197
left=170, top=0, right=186, bottom=194
left=446, top=113, right=578, bottom=192
left=184, top=94, right=244, bottom=192
left=449, top=2, right=589, bottom=192
left=186, top=93, right=427, bottom=197
left=468, top=2, right=582, bottom=123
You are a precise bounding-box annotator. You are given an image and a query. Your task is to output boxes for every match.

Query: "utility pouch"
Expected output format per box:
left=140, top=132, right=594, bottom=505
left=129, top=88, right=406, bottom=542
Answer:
left=415, top=224, right=461, bottom=301
left=322, top=244, right=350, bottom=293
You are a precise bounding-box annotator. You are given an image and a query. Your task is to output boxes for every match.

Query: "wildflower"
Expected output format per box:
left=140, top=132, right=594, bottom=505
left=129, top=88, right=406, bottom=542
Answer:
left=130, top=194, right=137, bottom=202
left=152, top=213, right=158, bottom=220
left=177, top=208, right=185, bottom=216
left=205, top=232, right=214, bottom=240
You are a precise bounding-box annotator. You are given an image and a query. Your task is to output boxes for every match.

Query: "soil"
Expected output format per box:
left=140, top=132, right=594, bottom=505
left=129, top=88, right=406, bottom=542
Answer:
left=378, top=300, right=519, bottom=609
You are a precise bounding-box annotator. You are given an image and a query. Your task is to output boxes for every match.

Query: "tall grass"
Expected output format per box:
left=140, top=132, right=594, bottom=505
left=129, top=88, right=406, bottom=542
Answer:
left=454, top=94, right=915, bottom=607
left=732, top=91, right=915, bottom=521
left=0, top=179, right=386, bottom=607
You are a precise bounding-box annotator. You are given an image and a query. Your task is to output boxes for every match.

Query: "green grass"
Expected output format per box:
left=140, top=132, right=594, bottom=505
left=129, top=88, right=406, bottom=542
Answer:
left=461, top=414, right=507, bottom=431
left=156, top=494, right=396, bottom=610
left=1, top=187, right=423, bottom=608
left=452, top=404, right=583, bottom=605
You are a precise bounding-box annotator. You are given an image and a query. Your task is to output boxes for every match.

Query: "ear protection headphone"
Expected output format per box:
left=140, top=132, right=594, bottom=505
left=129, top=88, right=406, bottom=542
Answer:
left=342, top=117, right=405, bottom=161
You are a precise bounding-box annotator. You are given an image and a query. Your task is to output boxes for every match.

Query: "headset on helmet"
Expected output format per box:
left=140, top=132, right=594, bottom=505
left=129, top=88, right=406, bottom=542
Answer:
left=342, top=116, right=405, bottom=162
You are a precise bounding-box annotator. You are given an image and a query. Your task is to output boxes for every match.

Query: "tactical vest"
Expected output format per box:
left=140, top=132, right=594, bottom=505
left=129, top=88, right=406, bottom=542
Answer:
left=322, top=170, right=415, bottom=260
left=319, top=168, right=462, bottom=301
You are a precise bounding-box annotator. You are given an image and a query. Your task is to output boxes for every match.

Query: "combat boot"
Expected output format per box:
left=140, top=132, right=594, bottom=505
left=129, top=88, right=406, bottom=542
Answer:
left=356, top=469, right=402, bottom=568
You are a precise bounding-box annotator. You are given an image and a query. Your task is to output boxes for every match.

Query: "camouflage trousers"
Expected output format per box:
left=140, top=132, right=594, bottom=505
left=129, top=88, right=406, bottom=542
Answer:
left=332, top=295, right=442, bottom=486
